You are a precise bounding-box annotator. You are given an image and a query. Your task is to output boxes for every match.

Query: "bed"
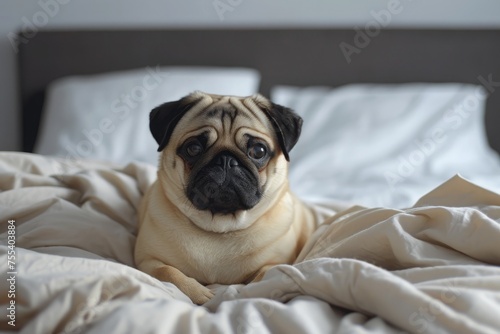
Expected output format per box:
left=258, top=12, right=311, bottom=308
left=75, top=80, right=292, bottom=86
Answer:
left=2, top=28, right=500, bottom=333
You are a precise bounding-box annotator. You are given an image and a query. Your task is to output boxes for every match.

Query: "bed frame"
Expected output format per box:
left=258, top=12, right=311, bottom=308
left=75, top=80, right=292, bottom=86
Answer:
left=17, top=29, right=500, bottom=154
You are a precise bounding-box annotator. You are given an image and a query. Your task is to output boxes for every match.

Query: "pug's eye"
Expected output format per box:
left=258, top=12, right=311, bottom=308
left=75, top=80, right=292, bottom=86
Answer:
left=247, top=143, right=267, bottom=160
left=186, top=142, right=203, bottom=157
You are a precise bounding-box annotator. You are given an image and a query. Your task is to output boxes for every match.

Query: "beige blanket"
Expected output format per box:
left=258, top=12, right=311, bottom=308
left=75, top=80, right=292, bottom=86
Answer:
left=1, top=152, right=500, bottom=333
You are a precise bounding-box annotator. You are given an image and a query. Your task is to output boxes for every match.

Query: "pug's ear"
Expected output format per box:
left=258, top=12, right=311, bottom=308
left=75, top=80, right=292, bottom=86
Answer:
left=260, top=102, right=303, bottom=161
left=150, top=97, right=201, bottom=152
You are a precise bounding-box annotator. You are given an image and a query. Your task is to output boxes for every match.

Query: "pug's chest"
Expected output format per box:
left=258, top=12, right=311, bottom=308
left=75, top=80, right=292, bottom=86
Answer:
left=176, top=236, right=282, bottom=285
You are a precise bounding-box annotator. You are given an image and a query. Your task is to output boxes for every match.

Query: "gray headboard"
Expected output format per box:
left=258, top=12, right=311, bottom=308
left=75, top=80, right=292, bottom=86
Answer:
left=18, top=29, right=500, bottom=154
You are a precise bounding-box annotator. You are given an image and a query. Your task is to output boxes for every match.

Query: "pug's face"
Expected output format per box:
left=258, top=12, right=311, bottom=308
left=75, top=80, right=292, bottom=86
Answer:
left=149, top=92, right=302, bottom=233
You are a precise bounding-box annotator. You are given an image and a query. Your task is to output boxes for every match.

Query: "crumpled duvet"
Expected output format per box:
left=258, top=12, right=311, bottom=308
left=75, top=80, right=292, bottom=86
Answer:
left=1, top=152, right=500, bottom=334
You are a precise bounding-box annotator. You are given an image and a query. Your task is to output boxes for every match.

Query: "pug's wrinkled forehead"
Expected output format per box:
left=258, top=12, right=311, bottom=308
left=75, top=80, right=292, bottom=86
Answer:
left=177, top=92, right=274, bottom=133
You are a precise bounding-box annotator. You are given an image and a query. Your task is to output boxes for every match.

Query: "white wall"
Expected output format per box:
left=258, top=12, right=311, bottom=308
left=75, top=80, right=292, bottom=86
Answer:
left=1, top=0, right=500, bottom=151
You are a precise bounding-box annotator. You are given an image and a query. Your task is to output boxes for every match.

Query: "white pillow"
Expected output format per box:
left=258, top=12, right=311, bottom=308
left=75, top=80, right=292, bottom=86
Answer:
left=272, top=83, right=500, bottom=208
left=35, top=67, right=260, bottom=166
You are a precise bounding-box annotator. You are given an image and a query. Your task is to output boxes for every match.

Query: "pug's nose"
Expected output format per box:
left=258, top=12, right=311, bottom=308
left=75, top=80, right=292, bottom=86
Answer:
left=215, top=152, right=239, bottom=169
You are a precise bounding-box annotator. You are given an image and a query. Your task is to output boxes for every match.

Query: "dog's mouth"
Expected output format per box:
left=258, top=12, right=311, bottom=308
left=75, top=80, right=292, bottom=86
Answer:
left=187, top=152, right=262, bottom=215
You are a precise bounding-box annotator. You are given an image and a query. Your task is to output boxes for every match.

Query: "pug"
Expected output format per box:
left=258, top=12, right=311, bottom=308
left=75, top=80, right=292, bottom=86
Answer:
left=134, top=91, right=324, bottom=304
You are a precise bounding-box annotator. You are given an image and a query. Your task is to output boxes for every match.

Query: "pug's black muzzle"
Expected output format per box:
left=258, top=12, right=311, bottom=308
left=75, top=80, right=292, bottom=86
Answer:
left=187, top=151, right=261, bottom=214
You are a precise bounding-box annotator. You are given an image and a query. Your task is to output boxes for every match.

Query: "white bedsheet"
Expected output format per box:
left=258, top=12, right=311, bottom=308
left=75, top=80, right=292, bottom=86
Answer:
left=1, top=152, right=500, bottom=334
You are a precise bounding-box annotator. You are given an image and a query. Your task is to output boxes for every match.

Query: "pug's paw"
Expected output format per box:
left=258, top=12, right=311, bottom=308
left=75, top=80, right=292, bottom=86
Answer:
left=180, top=276, right=215, bottom=305
left=152, top=265, right=214, bottom=305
